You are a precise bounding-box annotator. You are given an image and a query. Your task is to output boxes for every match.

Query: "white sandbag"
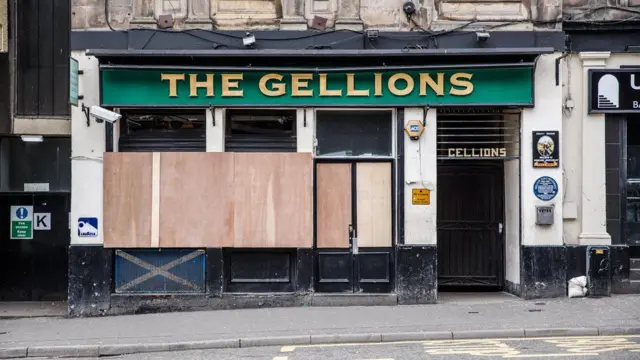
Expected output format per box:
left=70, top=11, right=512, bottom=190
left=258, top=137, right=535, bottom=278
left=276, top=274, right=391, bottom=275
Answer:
left=569, top=275, right=587, bottom=288
left=568, top=276, right=588, bottom=298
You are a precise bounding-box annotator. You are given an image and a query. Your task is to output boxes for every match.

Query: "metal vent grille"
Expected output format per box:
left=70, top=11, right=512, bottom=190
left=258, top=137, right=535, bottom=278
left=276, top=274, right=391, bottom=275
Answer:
left=437, top=108, right=520, bottom=160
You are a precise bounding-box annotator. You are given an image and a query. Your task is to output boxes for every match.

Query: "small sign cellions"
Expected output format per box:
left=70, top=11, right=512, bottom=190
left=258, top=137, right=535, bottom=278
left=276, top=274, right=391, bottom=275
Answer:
left=532, top=131, right=559, bottom=168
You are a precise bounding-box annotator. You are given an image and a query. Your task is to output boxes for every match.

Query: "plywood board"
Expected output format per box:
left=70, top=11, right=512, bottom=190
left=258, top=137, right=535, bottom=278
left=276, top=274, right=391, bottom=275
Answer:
left=316, top=163, right=351, bottom=248
left=159, top=153, right=234, bottom=248
left=103, top=153, right=153, bottom=248
left=356, top=162, right=393, bottom=248
left=233, top=153, right=313, bottom=248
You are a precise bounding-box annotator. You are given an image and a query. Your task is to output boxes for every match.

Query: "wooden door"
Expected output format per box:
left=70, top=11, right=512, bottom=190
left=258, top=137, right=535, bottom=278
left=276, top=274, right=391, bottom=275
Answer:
left=315, top=161, right=394, bottom=293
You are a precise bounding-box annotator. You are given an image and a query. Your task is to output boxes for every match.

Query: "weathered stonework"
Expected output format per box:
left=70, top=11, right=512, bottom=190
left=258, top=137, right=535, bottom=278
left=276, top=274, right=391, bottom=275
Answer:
left=70, top=0, right=564, bottom=31
left=304, top=0, right=338, bottom=29
left=0, top=0, right=6, bottom=52
left=564, top=0, right=638, bottom=21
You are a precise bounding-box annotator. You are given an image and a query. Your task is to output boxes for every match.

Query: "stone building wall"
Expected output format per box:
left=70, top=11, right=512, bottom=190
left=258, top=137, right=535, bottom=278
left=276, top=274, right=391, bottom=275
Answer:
left=72, top=0, right=565, bottom=31
left=564, top=0, right=640, bottom=23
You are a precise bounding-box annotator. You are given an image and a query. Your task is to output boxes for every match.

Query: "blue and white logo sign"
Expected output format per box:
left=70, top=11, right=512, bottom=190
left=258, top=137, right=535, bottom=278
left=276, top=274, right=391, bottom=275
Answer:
left=15, top=207, right=29, bottom=219
left=78, top=217, right=98, bottom=237
left=533, top=176, right=558, bottom=201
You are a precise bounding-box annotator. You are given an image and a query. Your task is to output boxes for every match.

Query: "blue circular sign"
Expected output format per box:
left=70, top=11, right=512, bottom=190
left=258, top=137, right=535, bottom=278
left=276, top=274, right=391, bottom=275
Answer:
left=15, top=207, right=28, bottom=219
left=533, top=176, right=558, bottom=201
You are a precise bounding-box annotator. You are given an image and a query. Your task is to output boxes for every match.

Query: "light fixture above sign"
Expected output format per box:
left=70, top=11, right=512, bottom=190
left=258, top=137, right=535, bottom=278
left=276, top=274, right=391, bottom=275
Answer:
left=21, top=135, right=43, bottom=143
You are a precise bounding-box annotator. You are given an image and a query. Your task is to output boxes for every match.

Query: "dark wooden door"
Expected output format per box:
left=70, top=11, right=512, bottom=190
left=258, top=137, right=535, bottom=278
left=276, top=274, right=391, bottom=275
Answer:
left=437, top=162, right=504, bottom=288
left=314, top=161, right=394, bottom=293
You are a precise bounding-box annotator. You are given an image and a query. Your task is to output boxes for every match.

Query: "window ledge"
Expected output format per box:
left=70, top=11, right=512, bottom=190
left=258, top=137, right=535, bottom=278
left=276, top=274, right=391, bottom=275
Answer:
left=13, top=116, right=71, bottom=136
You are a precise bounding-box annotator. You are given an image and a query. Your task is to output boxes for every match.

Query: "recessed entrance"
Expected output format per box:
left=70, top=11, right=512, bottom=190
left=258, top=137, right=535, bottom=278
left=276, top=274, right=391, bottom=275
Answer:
left=438, top=161, right=505, bottom=288
left=436, top=109, right=520, bottom=290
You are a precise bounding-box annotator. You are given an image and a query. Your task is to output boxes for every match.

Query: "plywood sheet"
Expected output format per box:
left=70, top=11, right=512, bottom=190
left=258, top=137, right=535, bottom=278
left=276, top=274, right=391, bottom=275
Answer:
left=316, top=163, right=351, bottom=248
left=103, top=153, right=153, bottom=248
left=159, top=153, right=234, bottom=248
left=233, top=153, right=313, bottom=248
left=356, top=162, right=393, bottom=248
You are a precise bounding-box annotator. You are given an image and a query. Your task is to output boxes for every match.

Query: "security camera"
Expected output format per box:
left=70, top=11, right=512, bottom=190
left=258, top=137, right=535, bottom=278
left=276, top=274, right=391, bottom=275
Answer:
left=89, top=105, right=121, bottom=124
left=403, top=1, right=416, bottom=15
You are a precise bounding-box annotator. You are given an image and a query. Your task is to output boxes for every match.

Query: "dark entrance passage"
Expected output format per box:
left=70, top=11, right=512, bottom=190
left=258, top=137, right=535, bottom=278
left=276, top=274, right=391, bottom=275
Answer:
left=437, top=162, right=505, bottom=289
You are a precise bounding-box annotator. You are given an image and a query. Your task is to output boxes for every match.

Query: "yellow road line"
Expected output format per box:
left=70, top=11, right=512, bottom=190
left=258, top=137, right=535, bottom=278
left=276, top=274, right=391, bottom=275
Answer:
left=279, top=335, right=640, bottom=352
left=504, top=354, right=599, bottom=358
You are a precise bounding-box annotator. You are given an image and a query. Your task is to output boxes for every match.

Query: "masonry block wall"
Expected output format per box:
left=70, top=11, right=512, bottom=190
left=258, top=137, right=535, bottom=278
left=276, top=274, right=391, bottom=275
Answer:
left=72, top=0, right=564, bottom=31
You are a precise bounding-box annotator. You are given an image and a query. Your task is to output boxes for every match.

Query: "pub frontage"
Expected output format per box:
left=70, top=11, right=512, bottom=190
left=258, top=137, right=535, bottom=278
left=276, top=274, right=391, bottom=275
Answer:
left=68, top=33, right=568, bottom=315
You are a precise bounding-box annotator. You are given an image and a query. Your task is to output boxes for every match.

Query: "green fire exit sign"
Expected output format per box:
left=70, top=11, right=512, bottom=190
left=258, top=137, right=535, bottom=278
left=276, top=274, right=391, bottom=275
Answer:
left=10, top=205, right=33, bottom=239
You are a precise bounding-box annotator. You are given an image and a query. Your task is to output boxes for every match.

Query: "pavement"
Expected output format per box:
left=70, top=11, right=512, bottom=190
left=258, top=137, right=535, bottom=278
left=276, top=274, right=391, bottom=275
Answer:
left=1, top=293, right=640, bottom=359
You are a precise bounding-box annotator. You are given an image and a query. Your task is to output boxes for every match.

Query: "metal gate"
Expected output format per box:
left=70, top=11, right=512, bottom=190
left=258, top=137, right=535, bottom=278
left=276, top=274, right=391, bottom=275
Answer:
left=436, top=109, right=517, bottom=288
left=118, top=110, right=206, bottom=152
left=437, top=162, right=504, bottom=287
left=224, top=109, right=296, bottom=152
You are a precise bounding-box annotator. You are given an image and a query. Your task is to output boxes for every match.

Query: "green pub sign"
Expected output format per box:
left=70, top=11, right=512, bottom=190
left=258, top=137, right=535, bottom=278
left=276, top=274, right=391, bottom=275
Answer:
left=100, top=67, right=534, bottom=107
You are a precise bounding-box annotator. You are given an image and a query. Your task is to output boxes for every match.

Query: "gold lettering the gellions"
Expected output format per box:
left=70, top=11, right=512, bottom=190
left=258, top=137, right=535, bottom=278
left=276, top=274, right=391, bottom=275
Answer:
left=259, top=73, right=286, bottom=97
left=221, top=74, right=244, bottom=97
left=161, top=71, right=476, bottom=99
left=161, top=73, right=185, bottom=97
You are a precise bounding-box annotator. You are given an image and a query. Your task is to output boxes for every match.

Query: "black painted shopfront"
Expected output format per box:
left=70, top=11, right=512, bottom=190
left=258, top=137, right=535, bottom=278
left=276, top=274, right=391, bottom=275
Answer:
left=68, top=28, right=566, bottom=316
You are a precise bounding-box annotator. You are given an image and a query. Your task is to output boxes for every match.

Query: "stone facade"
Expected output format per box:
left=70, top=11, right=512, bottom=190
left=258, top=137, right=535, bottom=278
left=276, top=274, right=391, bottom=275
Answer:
left=0, top=0, right=6, bottom=52
left=564, top=0, right=640, bottom=22
left=72, top=0, right=566, bottom=31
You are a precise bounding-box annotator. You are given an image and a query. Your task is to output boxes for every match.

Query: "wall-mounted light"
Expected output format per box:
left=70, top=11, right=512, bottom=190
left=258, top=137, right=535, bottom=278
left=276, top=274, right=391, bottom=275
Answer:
left=476, top=32, right=490, bottom=42
left=366, top=29, right=379, bottom=41
left=243, top=32, right=256, bottom=48
left=21, top=135, right=43, bottom=143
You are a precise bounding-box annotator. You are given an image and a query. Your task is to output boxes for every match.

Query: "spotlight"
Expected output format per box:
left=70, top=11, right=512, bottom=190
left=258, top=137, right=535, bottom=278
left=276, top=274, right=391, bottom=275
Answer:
left=243, top=32, right=256, bottom=48
left=476, top=32, right=490, bottom=42
left=366, top=29, right=379, bottom=41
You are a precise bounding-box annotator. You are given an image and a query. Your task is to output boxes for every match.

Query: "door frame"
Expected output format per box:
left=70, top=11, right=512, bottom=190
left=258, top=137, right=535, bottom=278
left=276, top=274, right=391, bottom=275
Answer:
left=313, top=158, right=397, bottom=293
left=436, top=160, right=506, bottom=289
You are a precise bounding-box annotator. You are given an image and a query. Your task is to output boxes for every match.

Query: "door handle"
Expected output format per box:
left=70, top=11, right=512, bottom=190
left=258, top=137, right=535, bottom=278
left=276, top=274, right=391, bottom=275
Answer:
left=349, top=224, right=359, bottom=255
left=498, top=222, right=503, bottom=235
left=353, top=235, right=359, bottom=255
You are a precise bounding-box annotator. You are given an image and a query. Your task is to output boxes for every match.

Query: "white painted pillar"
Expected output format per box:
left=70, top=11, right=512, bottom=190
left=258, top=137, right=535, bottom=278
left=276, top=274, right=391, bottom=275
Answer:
left=70, top=52, right=104, bottom=245
left=297, top=108, right=314, bottom=153
left=520, top=53, right=564, bottom=246
left=578, top=52, right=612, bottom=245
left=403, top=108, right=437, bottom=245
left=206, top=108, right=225, bottom=152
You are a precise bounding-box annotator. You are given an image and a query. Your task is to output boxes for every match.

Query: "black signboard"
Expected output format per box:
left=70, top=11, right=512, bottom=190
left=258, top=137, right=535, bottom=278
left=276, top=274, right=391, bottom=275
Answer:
left=589, top=69, right=640, bottom=113
left=532, top=131, right=559, bottom=168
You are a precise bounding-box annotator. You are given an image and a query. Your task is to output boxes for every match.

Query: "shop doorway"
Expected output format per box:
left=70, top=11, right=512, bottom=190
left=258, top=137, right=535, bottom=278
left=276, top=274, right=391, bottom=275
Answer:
left=435, top=108, right=519, bottom=290
left=314, top=160, right=394, bottom=293
left=437, top=162, right=505, bottom=288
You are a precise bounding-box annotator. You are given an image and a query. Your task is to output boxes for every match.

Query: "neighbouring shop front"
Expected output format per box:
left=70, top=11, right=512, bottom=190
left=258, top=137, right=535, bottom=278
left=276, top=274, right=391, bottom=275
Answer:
left=0, top=136, right=71, bottom=301
left=586, top=66, right=640, bottom=294
left=69, top=47, right=565, bottom=316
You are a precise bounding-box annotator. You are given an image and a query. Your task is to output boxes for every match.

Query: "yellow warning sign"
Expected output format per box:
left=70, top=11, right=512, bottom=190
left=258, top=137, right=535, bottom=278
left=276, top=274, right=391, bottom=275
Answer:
left=412, top=188, right=430, bottom=205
